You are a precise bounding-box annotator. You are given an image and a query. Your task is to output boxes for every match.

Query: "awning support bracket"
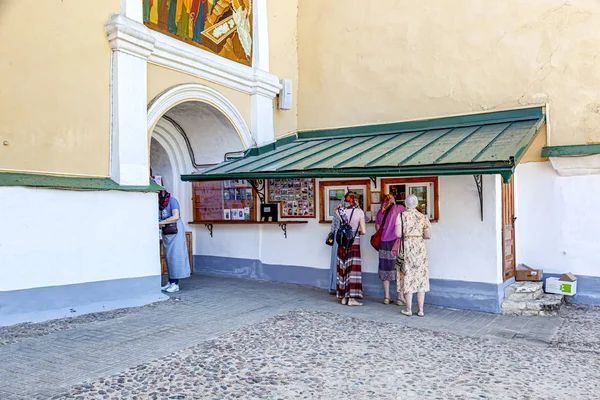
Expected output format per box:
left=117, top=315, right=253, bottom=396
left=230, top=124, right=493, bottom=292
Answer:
left=369, top=177, right=377, bottom=188
left=248, top=179, right=266, bottom=203
left=473, top=175, right=483, bottom=221
left=204, top=223, right=214, bottom=238
left=279, top=223, right=288, bottom=238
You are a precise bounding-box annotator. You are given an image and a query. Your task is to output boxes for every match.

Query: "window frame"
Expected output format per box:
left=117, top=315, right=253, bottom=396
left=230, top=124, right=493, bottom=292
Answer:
left=380, top=177, right=439, bottom=222
left=318, top=179, right=372, bottom=223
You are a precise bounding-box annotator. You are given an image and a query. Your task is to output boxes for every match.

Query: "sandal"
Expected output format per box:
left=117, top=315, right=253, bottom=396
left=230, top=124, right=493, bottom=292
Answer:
left=396, top=299, right=406, bottom=306
left=341, top=298, right=348, bottom=305
left=383, top=298, right=392, bottom=305
left=348, top=299, right=363, bottom=306
left=400, top=310, right=412, bottom=317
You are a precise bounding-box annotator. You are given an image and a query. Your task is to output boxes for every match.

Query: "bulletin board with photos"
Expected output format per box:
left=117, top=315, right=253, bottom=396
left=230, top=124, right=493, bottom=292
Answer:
left=192, top=180, right=257, bottom=222
left=267, top=178, right=316, bottom=218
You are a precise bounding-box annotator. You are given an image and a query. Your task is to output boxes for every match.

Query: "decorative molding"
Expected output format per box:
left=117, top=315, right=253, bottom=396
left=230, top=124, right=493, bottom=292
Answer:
left=549, top=154, right=600, bottom=177
left=147, top=83, right=255, bottom=149
left=106, top=14, right=155, bottom=59
left=106, top=15, right=281, bottom=98
left=542, top=144, right=600, bottom=158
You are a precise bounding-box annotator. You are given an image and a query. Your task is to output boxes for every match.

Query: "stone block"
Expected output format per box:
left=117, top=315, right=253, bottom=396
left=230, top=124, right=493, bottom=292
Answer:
left=504, top=281, right=544, bottom=299
left=507, top=289, right=544, bottom=301
left=502, top=293, right=563, bottom=315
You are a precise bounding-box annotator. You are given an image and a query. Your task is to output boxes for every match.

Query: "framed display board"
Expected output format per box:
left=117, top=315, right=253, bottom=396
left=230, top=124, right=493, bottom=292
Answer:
left=192, top=180, right=257, bottom=222
left=318, top=179, right=372, bottom=222
left=267, top=178, right=316, bottom=218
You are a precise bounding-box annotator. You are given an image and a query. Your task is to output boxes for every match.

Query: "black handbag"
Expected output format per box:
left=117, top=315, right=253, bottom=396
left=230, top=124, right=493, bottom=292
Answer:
left=395, top=213, right=407, bottom=274
left=325, top=231, right=335, bottom=246
left=162, top=222, right=178, bottom=235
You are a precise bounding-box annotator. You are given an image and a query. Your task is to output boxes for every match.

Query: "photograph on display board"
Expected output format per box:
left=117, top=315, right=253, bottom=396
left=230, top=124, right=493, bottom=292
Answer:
left=267, top=178, right=316, bottom=218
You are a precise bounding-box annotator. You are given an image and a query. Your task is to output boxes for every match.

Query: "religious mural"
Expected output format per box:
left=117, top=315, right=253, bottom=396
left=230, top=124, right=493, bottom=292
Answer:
left=143, top=0, right=253, bottom=66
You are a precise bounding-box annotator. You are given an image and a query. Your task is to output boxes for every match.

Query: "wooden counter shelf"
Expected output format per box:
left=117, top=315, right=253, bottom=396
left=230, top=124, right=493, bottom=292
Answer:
left=188, top=220, right=308, bottom=238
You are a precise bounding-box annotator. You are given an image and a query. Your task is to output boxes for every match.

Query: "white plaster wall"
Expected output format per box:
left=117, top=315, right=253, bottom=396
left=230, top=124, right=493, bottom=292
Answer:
left=194, top=175, right=502, bottom=284
left=428, top=175, right=502, bottom=284
left=0, top=187, right=160, bottom=292
left=515, top=162, right=600, bottom=277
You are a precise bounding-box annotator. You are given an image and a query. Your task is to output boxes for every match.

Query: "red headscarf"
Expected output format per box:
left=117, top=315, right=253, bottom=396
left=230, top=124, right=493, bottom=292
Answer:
left=344, top=191, right=359, bottom=208
left=158, top=190, right=171, bottom=211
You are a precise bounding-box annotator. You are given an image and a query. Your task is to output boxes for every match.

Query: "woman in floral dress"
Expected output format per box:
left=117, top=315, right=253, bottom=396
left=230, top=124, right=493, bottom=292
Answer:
left=395, top=194, right=432, bottom=316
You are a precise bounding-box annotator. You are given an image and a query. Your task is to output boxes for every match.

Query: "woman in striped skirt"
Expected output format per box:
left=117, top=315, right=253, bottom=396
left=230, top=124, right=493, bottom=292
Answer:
left=334, top=192, right=367, bottom=306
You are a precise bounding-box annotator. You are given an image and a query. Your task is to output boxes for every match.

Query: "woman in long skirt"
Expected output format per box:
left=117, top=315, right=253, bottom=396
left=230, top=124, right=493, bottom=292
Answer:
left=375, top=194, right=406, bottom=305
left=334, top=192, right=367, bottom=306
left=158, top=190, right=190, bottom=293
left=328, top=213, right=341, bottom=293
left=395, top=194, right=432, bottom=316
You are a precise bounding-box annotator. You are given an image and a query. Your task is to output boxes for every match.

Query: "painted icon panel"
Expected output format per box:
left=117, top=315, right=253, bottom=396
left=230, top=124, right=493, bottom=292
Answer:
left=143, top=0, right=253, bottom=66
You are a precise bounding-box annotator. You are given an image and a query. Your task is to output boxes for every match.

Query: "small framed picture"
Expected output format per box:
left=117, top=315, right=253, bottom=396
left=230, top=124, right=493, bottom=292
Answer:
left=371, top=191, right=381, bottom=204
left=223, top=209, right=231, bottom=220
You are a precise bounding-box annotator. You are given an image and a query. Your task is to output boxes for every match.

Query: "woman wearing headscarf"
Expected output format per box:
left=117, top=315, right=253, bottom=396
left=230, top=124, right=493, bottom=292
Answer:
left=375, top=194, right=406, bottom=305
left=158, top=190, right=190, bottom=293
left=334, top=192, right=367, bottom=306
left=395, top=194, right=432, bottom=316
left=328, top=211, right=342, bottom=293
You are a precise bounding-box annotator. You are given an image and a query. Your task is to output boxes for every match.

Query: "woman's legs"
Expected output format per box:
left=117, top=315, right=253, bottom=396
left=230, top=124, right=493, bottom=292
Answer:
left=404, top=292, right=413, bottom=313
left=416, top=291, right=425, bottom=313
left=382, top=280, right=390, bottom=300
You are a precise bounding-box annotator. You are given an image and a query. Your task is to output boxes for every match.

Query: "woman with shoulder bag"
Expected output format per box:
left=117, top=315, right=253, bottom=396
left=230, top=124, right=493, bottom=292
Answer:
left=158, top=190, right=190, bottom=293
left=326, top=211, right=342, bottom=293
left=374, top=194, right=406, bottom=305
left=334, top=192, right=367, bottom=306
left=395, top=194, right=432, bottom=317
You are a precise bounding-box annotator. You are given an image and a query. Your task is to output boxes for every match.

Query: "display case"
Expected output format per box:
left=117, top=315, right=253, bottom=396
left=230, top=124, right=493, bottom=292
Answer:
left=192, top=180, right=257, bottom=222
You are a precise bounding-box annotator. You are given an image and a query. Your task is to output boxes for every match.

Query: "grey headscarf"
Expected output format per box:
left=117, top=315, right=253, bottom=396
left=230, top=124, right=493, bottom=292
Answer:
left=405, top=194, right=419, bottom=210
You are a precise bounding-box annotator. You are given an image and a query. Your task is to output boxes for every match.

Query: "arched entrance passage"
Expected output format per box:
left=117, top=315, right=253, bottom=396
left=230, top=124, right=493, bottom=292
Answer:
left=147, top=84, right=252, bottom=257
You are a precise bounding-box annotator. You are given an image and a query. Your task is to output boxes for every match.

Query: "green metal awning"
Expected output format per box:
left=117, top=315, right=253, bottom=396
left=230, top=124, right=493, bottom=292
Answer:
left=182, top=107, right=545, bottom=184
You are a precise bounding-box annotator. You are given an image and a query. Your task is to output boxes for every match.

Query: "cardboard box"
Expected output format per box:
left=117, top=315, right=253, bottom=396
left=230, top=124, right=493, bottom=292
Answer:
left=545, top=273, right=578, bottom=296
left=515, top=264, right=543, bottom=281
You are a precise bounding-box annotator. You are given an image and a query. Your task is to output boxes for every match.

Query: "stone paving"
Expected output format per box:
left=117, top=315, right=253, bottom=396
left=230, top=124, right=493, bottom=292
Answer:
left=0, top=274, right=597, bottom=399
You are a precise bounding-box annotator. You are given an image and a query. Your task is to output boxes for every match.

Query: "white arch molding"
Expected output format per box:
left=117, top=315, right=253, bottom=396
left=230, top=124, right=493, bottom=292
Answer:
left=147, top=83, right=255, bottom=149
left=152, top=119, right=194, bottom=239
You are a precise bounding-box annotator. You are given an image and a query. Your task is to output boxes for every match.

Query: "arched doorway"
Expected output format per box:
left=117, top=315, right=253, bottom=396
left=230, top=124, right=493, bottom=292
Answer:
left=148, top=84, right=252, bottom=271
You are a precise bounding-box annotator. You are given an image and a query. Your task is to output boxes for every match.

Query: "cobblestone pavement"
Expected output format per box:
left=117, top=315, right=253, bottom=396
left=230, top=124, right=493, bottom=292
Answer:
left=0, top=275, right=595, bottom=399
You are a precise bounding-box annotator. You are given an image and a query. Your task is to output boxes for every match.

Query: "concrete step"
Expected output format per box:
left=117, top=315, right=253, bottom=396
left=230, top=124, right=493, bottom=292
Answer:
left=502, top=294, right=564, bottom=316
left=505, top=281, right=544, bottom=301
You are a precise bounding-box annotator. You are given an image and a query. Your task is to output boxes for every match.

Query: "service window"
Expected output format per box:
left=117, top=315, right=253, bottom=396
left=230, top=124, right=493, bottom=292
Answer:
left=381, top=177, right=439, bottom=221
left=319, top=179, right=372, bottom=222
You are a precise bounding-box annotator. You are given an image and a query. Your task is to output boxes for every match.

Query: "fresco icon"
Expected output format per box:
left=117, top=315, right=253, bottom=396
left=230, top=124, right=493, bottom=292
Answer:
left=143, top=0, right=253, bottom=66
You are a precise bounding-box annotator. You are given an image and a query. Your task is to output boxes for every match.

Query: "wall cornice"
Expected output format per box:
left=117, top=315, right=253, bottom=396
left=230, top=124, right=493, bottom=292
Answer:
left=105, top=14, right=155, bottom=59
left=106, top=15, right=281, bottom=99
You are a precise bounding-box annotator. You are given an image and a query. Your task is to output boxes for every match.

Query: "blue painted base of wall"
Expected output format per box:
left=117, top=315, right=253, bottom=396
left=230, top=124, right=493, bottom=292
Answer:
left=194, top=256, right=505, bottom=314
left=544, top=273, right=600, bottom=305
left=0, top=276, right=168, bottom=327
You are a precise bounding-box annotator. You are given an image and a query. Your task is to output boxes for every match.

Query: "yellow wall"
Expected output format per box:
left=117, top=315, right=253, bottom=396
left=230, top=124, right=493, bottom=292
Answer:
left=0, top=0, right=119, bottom=176
left=297, top=0, right=600, bottom=146
left=267, top=0, right=299, bottom=138
left=146, top=64, right=252, bottom=133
